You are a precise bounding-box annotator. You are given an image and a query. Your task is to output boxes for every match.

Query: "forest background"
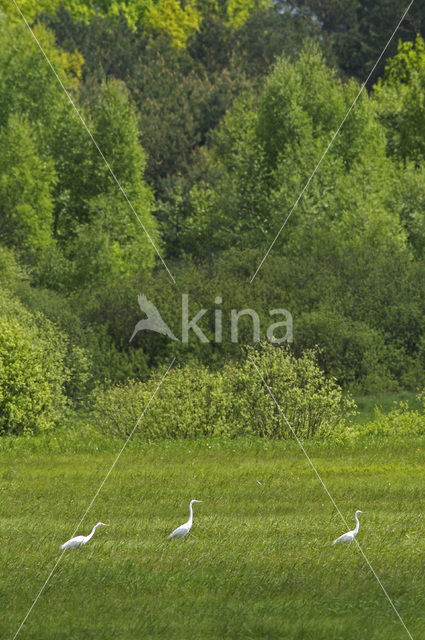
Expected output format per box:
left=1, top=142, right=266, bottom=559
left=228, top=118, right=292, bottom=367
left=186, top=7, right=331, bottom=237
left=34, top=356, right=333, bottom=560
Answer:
left=2, top=0, right=425, bottom=437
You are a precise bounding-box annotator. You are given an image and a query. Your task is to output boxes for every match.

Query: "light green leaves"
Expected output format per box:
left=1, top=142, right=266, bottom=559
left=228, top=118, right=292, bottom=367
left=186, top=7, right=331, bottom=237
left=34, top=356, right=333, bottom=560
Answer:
left=0, top=114, right=56, bottom=260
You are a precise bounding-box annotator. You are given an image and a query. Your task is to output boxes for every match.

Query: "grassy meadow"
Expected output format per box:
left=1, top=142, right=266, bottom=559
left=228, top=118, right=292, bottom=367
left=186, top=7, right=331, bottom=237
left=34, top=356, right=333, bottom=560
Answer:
left=1, top=429, right=425, bottom=639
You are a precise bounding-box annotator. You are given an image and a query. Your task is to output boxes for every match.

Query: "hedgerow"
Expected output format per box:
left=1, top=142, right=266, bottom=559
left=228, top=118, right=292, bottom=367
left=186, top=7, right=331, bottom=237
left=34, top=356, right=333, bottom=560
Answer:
left=94, top=344, right=355, bottom=440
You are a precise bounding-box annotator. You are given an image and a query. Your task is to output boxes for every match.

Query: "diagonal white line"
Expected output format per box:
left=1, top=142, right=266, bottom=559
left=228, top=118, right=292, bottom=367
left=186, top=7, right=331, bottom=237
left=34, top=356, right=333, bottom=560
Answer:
left=248, top=356, right=414, bottom=640
left=11, top=357, right=176, bottom=640
left=10, top=0, right=176, bottom=285
left=250, top=0, right=415, bottom=283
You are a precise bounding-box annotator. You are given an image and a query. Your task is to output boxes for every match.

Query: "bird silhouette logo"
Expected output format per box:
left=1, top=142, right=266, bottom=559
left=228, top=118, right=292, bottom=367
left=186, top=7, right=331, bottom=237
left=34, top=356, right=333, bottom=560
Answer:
left=130, top=294, right=178, bottom=342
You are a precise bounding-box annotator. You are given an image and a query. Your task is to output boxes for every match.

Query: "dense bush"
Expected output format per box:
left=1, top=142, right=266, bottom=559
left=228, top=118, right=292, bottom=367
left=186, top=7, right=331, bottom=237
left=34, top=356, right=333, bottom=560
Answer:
left=224, top=345, right=356, bottom=438
left=94, top=344, right=355, bottom=440
left=0, top=289, right=68, bottom=435
left=93, top=365, right=226, bottom=439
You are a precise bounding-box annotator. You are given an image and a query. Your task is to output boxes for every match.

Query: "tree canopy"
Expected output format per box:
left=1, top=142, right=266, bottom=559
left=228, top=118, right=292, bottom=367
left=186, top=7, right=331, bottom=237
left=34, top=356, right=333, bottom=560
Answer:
left=2, top=2, right=425, bottom=410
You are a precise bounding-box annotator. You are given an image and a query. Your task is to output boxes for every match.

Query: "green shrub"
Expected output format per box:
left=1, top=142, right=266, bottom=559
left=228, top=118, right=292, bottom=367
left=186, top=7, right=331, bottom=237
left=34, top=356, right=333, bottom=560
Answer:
left=0, top=290, right=68, bottom=435
left=223, top=344, right=356, bottom=438
left=94, top=344, right=355, bottom=440
left=10, top=284, right=96, bottom=399
left=93, top=365, right=225, bottom=439
left=5, top=272, right=148, bottom=393
left=343, top=398, right=425, bottom=440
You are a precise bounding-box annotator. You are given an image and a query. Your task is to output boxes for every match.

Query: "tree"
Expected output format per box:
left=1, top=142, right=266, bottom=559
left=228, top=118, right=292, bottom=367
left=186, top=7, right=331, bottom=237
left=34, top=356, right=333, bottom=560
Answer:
left=373, top=35, right=425, bottom=163
left=283, top=0, right=425, bottom=80
left=144, top=0, right=200, bottom=48
left=183, top=45, right=403, bottom=257
left=0, top=114, right=56, bottom=261
left=47, top=79, right=159, bottom=287
left=0, top=20, right=83, bottom=135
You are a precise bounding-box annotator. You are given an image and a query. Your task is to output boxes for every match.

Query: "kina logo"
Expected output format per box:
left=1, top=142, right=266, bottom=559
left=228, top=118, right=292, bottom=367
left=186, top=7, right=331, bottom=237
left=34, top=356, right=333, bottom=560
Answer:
left=130, top=293, right=293, bottom=345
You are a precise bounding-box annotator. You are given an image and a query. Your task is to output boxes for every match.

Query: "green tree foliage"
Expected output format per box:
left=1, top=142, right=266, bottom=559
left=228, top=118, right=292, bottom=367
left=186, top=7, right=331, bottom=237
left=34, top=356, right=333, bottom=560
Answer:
left=66, top=193, right=154, bottom=285
left=226, top=344, right=356, bottom=438
left=0, top=17, right=157, bottom=390
left=374, top=35, right=425, bottom=163
left=183, top=45, right=404, bottom=257
left=39, top=82, right=159, bottom=308
left=5, top=0, right=266, bottom=48
left=195, top=0, right=269, bottom=29
left=373, top=36, right=425, bottom=278
left=0, top=248, right=96, bottom=402
left=0, top=18, right=158, bottom=283
left=94, top=365, right=222, bottom=438
left=129, top=50, right=242, bottom=189
left=1, top=0, right=62, bottom=22
left=52, top=79, right=158, bottom=283
left=295, top=310, right=395, bottom=392
left=0, top=21, right=82, bottom=136
left=0, top=247, right=146, bottom=389
left=0, top=114, right=56, bottom=260
left=3, top=2, right=425, bottom=410
left=225, top=0, right=269, bottom=28
left=0, top=245, right=29, bottom=290
left=0, top=19, right=81, bottom=257
left=45, top=10, right=253, bottom=195
left=225, top=6, right=314, bottom=77
left=387, top=164, right=425, bottom=256
left=123, top=240, right=425, bottom=393
left=144, top=0, right=200, bottom=48
left=2, top=0, right=150, bottom=27
left=284, top=1, right=425, bottom=80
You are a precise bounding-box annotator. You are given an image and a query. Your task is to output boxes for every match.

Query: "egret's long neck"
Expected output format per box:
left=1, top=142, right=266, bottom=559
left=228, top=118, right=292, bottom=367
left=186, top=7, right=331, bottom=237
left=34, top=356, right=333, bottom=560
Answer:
left=354, top=513, right=360, bottom=535
left=188, top=503, right=194, bottom=526
left=87, top=524, right=99, bottom=541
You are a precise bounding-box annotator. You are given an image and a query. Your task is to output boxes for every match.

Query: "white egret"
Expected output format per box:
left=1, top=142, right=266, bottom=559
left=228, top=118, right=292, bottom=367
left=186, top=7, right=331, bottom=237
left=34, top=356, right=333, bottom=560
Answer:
left=333, top=510, right=364, bottom=545
left=168, top=500, right=202, bottom=539
left=60, top=522, right=108, bottom=550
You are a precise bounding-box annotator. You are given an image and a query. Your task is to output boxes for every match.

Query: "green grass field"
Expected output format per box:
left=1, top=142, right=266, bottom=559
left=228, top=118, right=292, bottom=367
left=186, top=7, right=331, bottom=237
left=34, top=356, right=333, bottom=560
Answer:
left=1, top=434, right=425, bottom=640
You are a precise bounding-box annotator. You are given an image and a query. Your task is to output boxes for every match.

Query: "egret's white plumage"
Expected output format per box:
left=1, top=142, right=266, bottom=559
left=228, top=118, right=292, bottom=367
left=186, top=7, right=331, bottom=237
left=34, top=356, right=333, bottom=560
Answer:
left=60, top=522, right=108, bottom=550
left=333, top=510, right=364, bottom=545
left=168, top=500, right=202, bottom=539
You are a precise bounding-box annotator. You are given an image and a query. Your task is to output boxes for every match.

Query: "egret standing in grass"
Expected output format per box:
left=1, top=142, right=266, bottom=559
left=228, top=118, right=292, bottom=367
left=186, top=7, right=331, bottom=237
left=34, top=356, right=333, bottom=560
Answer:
left=60, top=522, right=108, bottom=550
left=333, top=510, right=364, bottom=545
left=168, top=500, right=202, bottom=539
